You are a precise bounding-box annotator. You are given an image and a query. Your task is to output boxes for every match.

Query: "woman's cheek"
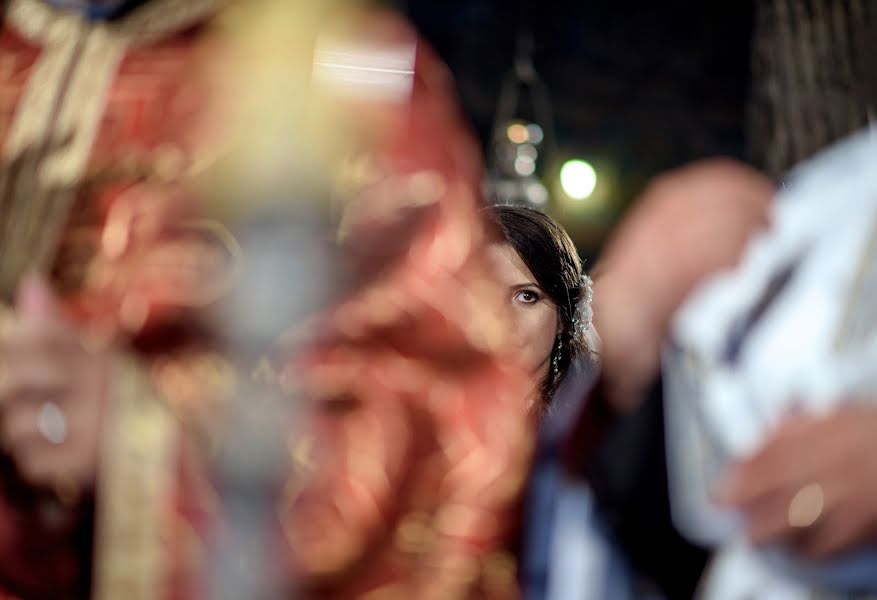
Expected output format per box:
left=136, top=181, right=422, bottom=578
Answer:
left=512, top=305, right=557, bottom=372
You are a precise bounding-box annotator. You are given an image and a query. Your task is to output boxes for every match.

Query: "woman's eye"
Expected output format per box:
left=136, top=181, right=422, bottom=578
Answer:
left=514, top=290, right=541, bottom=304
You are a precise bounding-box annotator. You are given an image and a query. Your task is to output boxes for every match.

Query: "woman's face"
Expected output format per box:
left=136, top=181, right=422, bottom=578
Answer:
left=487, top=243, right=559, bottom=400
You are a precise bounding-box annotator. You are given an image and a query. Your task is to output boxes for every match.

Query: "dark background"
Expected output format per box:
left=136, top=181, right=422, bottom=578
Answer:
left=400, top=1, right=756, bottom=259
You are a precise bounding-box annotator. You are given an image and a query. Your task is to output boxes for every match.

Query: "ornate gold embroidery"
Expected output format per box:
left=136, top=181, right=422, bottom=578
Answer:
left=2, top=8, right=199, bottom=600
left=93, top=357, right=178, bottom=600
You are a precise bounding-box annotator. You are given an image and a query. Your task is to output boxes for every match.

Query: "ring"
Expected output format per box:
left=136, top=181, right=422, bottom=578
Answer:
left=788, top=483, right=824, bottom=529
left=37, top=402, right=67, bottom=445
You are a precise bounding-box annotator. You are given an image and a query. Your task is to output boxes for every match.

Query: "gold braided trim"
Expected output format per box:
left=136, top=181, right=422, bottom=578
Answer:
left=1, top=11, right=80, bottom=160
left=40, top=23, right=126, bottom=186
left=0, top=12, right=81, bottom=296
left=93, top=356, right=179, bottom=600
left=1, top=16, right=127, bottom=296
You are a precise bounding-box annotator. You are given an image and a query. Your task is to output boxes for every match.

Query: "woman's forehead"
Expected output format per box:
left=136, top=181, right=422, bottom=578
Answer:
left=486, top=243, right=537, bottom=285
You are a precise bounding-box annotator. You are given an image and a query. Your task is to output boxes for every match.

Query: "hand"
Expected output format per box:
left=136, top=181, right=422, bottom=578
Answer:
left=592, top=159, right=774, bottom=410
left=0, top=274, right=109, bottom=493
left=720, top=407, right=877, bottom=559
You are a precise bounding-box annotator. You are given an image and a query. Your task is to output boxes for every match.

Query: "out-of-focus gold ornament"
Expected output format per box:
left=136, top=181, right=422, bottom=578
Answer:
left=197, top=0, right=365, bottom=222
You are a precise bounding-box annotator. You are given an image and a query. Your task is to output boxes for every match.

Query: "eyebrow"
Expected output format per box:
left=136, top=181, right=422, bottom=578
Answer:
left=510, top=282, right=541, bottom=291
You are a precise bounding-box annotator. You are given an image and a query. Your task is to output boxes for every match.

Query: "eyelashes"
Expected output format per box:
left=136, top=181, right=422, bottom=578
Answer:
left=513, top=289, right=543, bottom=304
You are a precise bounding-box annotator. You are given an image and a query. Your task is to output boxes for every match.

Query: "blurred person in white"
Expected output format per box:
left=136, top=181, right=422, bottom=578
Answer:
left=549, top=143, right=877, bottom=599
left=684, top=129, right=877, bottom=597
left=529, top=159, right=776, bottom=600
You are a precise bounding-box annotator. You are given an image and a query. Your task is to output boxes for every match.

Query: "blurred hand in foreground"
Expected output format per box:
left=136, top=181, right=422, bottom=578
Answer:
left=592, top=159, right=774, bottom=411
left=720, top=406, right=877, bottom=559
left=0, top=274, right=108, bottom=493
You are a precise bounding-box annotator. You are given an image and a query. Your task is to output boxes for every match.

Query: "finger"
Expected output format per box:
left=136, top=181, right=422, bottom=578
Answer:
left=744, top=490, right=798, bottom=546
left=0, top=321, right=88, bottom=404
left=15, top=273, right=63, bottom=324
left=0, top=395, right=86, bottom=452
left=3, top=387, right=101, bottom=443
left=798, top=513, right=861, bottom=560
left=0, top=362, right=69, bottom=407
left=745, top=478, right=848, bottom=551
left=15, top=446, right=86, bottom=487
left=0, top=398, right=43, bottom=449
left=1, top=273, right=77, bottom=359
left=0, top=319, right=81, bottom=367
left=720, top=414, right=846, bottom=506
left=794, top=491, right=875, bottom=560
left=793, top=465, right=877, bottom=559
left=0, top=306, right=15, bottom=337
left=7, top=409, right=97, bottom=487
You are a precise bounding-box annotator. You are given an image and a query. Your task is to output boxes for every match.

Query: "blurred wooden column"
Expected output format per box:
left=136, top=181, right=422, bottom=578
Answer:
left=748, top=0, right=877, bottom=179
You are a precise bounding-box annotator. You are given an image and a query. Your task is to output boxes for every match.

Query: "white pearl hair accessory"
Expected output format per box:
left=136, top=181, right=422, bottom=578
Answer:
left=572, top=273, right=594, bottom=344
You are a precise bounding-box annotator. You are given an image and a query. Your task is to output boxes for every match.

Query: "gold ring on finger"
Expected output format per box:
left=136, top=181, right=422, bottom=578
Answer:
left=37, top=401, right=67, bottom=445
left=788, top=483, right=824, bottom=529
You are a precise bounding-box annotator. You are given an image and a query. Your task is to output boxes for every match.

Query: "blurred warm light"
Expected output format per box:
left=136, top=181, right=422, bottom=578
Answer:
left=506, top=123, right=529, bottom=144
left=559, top=159, right=597, bottom=200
